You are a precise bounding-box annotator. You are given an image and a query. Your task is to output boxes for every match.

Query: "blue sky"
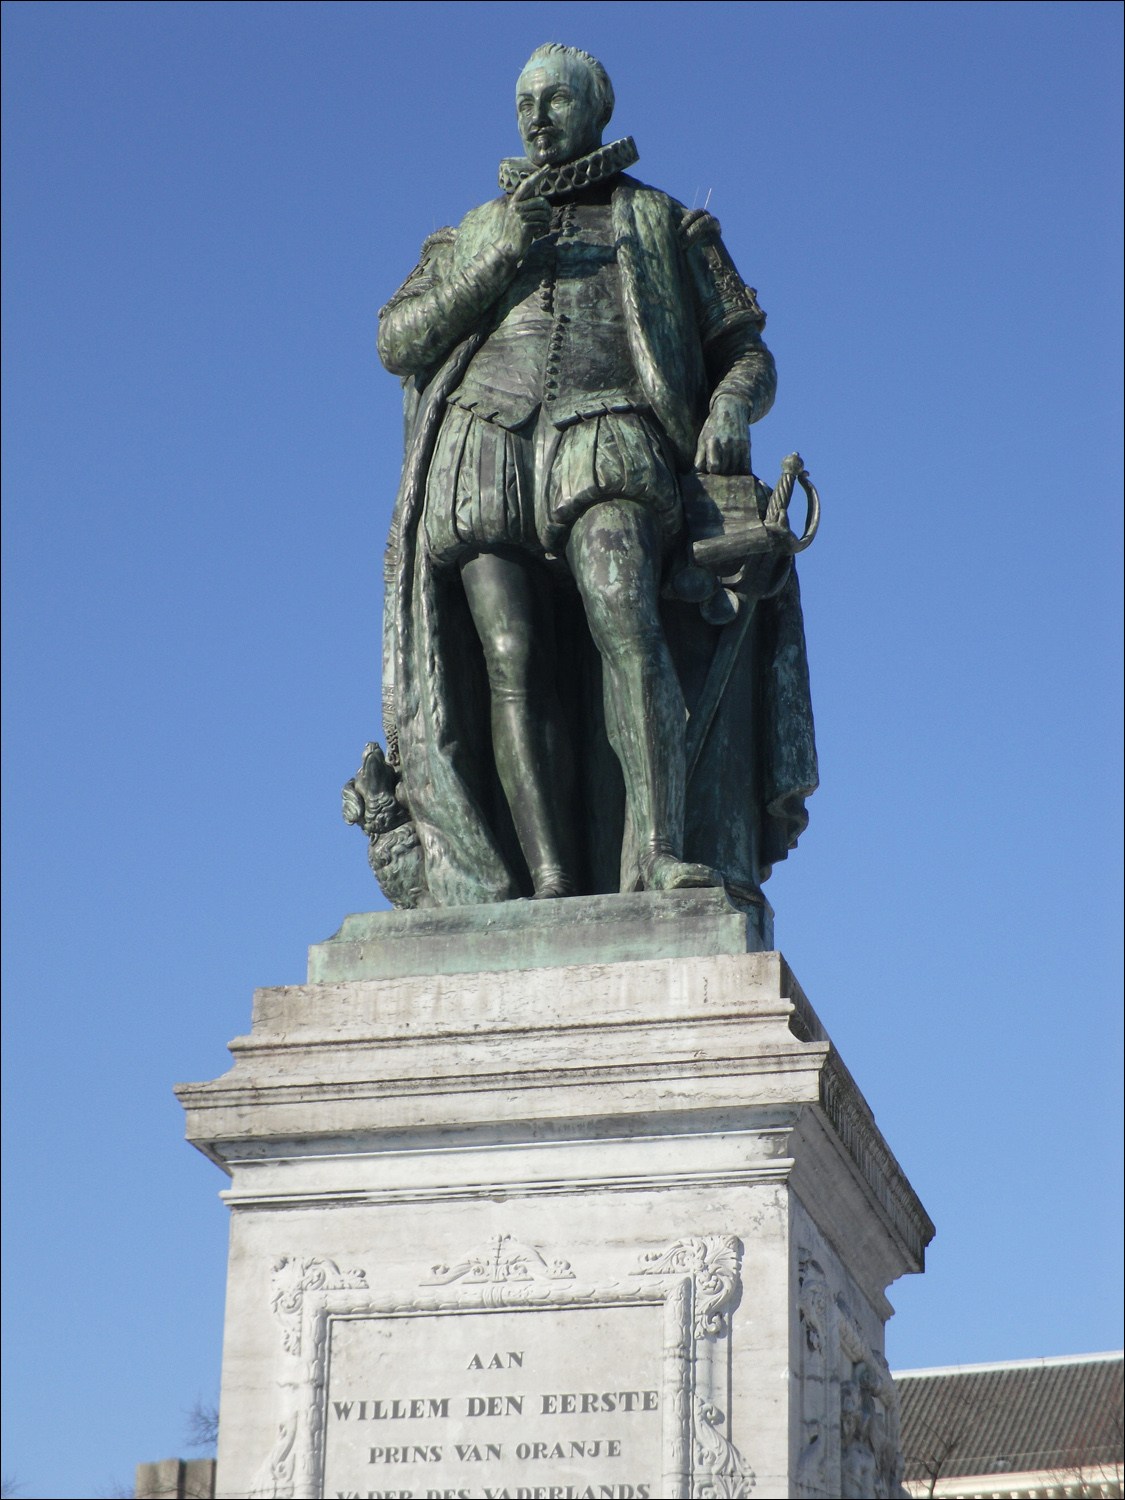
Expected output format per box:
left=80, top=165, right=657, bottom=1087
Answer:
left=2, top=2, right=1122, bottom=1494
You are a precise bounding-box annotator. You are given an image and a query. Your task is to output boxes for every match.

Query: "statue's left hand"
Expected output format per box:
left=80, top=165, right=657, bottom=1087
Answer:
left=694, top=394, right=751, bottom=474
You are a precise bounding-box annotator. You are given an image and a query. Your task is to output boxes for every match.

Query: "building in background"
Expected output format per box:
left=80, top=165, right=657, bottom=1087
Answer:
left=897, top=1350, right=1123, bottom=1499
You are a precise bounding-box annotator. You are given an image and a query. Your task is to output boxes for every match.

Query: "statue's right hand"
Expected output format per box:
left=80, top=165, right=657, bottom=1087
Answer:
left=496, top=168, right=551, bottom=259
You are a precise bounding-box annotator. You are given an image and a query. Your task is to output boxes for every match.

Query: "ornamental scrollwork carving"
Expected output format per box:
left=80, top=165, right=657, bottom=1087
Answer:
left=636, top=1234, right=742, bottom=1339
left=269, top=1254, right=368, bottom=1357
left=420, top=1232, right=575, bottom=1285
left=252, top=1412, right=296, bottom=1499
left=250, top=1257, right=368, bottom=1498
left=692, top=1396, right=756, bottom=1498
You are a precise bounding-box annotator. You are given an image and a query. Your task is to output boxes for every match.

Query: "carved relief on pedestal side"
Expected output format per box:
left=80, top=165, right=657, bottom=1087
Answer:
left=636, top=1237, right=755, bottom=1497
left=422, top=1231, right=575, bottom=1285
left=251, top=1256, right=367, bottom=1499
left=693, top=1395, right=756, bottom=1498
left=796, top=1254, right=837, bottom=1497
left=636, top=1234, right=742, bottom=1339
left=269, top=1255, right=368, bottom=1356
left=794, top=1249, right=906, bottom=1500
left=252, top=1233, right=755, bottom=1499
left=837, top=1295, right=904, bottom=1500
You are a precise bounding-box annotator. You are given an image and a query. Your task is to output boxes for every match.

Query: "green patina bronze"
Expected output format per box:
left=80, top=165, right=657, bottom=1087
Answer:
left=343, top=44, right=819, bottom=916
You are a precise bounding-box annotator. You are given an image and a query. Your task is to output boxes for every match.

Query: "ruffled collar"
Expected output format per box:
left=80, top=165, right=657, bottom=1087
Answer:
left=498, top=136, right=638, bottom=197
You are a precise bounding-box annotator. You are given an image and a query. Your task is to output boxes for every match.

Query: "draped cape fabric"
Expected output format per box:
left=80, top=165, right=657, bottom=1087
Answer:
left=380, top=179, right=818, bottom=907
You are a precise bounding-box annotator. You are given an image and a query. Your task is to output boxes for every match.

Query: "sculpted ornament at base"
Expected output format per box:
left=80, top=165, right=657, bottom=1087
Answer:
left=797, top=1255, right=906, bottom=1499
left=346, top=42, right=820, bottom=916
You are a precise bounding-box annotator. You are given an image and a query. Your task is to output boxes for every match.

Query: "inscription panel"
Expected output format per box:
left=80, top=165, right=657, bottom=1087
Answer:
left=323, top=1304, right=663, bottom=1498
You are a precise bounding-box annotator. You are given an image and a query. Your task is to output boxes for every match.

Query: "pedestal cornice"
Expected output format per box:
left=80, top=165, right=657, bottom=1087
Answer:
left=177, top=939, right=933, bottom=1302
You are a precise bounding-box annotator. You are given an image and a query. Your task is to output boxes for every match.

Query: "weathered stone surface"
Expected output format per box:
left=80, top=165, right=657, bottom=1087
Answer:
left=134, top=1458, right=215, bottom=1499
left=179, top=909, right=932, bottom=1499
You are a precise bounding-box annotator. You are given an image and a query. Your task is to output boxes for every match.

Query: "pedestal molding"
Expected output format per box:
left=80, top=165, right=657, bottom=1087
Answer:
left=819, top=1054, right=933, bottom=1268
left=220, top=1163, right=798, bottom=1211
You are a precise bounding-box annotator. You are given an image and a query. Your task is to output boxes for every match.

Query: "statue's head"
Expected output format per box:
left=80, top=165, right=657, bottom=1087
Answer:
left=516, top=44, right=614, bottom=168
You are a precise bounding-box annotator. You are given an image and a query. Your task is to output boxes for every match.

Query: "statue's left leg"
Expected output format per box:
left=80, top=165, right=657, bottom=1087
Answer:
left=565, top=499, right=722, bottom=892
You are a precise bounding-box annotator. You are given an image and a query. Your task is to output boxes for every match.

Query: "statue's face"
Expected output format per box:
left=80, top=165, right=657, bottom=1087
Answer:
left=516, top=55, right=603, bottom=167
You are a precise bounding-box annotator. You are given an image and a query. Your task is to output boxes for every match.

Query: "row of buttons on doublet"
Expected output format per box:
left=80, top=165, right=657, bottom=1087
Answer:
left=540, top=204, right=578, bottom=403
left=544, top=313, right=572, bottom=403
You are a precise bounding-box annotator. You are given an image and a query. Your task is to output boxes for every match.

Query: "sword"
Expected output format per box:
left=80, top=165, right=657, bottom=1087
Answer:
left=680, top=456, right=820, bottom=784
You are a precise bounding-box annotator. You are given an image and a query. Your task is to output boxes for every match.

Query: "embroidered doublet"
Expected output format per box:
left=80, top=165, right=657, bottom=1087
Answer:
left=447, top=194, right=646, bottom=432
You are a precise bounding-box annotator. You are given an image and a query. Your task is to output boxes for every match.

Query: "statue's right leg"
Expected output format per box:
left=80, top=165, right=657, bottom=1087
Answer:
left=459, top=549, right=576, bottom=898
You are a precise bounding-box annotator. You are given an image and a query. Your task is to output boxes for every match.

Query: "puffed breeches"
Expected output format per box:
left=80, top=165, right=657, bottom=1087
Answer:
left=422, top=403, right=681, bottom=567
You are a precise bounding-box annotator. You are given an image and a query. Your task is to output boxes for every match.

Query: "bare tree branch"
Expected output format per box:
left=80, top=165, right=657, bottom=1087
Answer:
left=902, top=1388, right=997, bottom=1497
left=184, top=1399, right=219, bottom=1453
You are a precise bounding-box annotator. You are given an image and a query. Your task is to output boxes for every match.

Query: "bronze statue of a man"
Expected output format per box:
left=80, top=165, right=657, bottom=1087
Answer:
left=346, top=44, right=818, bottom=917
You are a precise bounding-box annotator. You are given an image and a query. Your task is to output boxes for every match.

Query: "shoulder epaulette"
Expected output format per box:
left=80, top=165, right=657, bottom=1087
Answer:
left=680, top=208, right=722, bottom=246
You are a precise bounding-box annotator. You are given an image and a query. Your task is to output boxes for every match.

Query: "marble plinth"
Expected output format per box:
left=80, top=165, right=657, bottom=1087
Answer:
left=178, top=891, right=933, bottom=1500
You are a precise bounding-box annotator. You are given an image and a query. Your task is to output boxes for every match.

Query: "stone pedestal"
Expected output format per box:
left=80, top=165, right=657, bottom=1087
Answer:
left=178, top=891, right=933, bottom=1500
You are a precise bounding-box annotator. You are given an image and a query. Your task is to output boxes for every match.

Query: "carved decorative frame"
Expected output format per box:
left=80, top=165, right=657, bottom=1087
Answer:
left=794, top=1250, right=904, bottom=1500
left=253, top=1235, right=753, bottom=1500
